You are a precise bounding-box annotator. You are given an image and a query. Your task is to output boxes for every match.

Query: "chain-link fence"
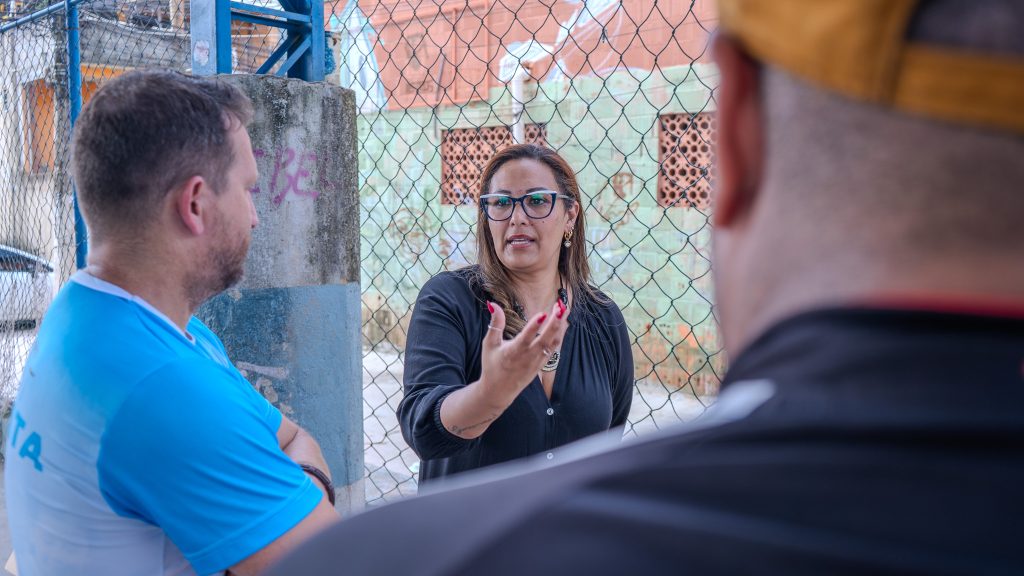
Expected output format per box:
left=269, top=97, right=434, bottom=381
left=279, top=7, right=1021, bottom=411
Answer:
left=0, top=4, right=74, bottom=410
left=0, top=0, right=723, bottom=506
left=343, top=0, right=723, bottom=504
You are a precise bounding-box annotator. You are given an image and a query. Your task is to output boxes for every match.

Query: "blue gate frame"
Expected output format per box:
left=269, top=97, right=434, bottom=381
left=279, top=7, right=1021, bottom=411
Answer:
left=190, top=0, right=325, bottom=81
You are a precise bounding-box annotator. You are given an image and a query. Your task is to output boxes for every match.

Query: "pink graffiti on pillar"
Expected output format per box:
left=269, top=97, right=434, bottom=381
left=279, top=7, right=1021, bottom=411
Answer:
left=269, top=148, right=320, bottom=205
left=250, top=147, right=324, bottom=205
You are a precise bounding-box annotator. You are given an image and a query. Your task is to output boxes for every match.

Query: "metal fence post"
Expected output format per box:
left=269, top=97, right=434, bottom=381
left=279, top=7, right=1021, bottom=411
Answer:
left=65, top=0, right=86, bottom=269
left=191, top=0, right=232, bottom=75
left=278, top=0, right=324, bottom=81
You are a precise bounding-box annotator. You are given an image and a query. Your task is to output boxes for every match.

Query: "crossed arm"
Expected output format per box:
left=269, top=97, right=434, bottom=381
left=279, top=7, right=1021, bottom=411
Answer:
left=227, top=416, right=341, bottom=575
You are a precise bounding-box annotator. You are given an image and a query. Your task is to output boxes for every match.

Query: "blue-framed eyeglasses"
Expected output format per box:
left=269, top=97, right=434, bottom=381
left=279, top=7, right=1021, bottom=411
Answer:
left=479, top=191, right=572, bottom=221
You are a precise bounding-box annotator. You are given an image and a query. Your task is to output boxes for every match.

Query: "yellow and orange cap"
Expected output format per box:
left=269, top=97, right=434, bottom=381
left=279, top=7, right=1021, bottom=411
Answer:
left=718, top=0, right=1024, bottom=134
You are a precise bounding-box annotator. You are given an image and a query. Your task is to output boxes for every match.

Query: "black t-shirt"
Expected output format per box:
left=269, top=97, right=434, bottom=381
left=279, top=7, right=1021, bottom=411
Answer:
left=271, top=307, right=1024, bottom=575
left=398, top=266, right=634, bottom=483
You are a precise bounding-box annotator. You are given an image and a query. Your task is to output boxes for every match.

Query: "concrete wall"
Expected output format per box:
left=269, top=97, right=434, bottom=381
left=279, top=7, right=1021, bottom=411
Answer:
left=79, top=16, right=190, bottom=71
left=198, top=75, right=364, bottom=512
left=355, top=0, right=718, bottom=110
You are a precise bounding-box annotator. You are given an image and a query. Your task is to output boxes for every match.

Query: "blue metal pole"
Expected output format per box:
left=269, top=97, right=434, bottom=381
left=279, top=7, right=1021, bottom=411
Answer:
left=65, top=0, right=87, bottom=268
left=278, top=0, right=324, bottom=81
left=216, top=0, right=233, bottom=74
left=308, top=0, right=324, bottom=81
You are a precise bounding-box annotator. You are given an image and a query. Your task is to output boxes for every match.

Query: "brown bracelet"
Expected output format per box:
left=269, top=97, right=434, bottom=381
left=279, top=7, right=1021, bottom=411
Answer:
left=300, top=463, right=336, bottom=507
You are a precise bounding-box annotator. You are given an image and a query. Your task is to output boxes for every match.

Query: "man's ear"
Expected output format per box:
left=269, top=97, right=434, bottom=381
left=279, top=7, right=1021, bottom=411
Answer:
left=174, top=175, right=209, bottom=236
left=712, top=34, right=764, bottom=228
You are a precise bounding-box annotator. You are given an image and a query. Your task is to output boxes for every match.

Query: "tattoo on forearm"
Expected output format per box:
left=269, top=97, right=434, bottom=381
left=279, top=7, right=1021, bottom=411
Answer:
left=449, top=415, right=497, bottom=436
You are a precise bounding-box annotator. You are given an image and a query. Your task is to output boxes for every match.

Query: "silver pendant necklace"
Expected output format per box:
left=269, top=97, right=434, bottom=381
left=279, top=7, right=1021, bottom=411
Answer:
left=541, top=350, right=560, bottom=372
left=514, top=277, right=568, bottom=373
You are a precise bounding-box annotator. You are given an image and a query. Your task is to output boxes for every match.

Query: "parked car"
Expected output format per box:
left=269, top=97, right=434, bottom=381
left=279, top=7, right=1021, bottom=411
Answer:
left=0, top=245, right=55, bottom=329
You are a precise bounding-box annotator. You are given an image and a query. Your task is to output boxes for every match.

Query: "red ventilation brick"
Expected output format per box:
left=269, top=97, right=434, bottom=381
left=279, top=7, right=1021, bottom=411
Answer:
left=657, top=112, right=715, bottom=209
left=440, top=124, right=548, bottom=205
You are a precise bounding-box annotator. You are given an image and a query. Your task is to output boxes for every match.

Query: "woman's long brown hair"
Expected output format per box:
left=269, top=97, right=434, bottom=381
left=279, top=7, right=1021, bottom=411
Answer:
left=470, top=143, right=603, bottom=338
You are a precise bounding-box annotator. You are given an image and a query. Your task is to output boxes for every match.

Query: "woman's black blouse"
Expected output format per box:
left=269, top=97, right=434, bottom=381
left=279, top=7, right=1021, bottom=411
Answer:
left=398, top=266, right=634, bottom=484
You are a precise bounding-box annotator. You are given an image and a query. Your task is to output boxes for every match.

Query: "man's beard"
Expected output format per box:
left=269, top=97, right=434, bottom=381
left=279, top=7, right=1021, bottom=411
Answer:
left=186, top=226, right=250, bottom=310
left=210, top=234, right=248, bottom=292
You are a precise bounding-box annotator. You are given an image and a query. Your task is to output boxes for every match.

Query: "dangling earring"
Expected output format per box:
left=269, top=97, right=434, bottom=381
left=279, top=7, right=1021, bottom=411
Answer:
left=563, top=227, right=574, bottom=248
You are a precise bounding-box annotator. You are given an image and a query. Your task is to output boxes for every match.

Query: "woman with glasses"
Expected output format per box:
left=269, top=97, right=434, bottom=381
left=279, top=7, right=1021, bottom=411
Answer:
left=398, top=143, right=634, bottom=484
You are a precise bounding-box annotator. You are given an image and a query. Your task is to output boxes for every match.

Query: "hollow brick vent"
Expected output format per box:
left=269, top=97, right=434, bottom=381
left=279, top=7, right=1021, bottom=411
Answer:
left=657, top=113, right=715, bottom=210
left=441, top=124, right=548, bottom=205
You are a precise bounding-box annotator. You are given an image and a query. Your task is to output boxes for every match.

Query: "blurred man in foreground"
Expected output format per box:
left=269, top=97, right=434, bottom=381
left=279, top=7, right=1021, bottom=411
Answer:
left=270, top=1, right=1024, bottom=574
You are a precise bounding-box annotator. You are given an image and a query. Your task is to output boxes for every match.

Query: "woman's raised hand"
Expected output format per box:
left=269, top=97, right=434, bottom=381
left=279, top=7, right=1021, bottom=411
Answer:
left=437, top=298, right=569, bottom=440
left=478, top=299, right=569, bottom=404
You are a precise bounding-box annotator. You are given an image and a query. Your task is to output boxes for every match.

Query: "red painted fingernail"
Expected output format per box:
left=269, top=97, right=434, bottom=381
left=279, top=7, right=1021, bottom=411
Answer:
left=537, top=314, right=547, bottom=324
left=557, top=308, right=564, bottom=319
left=487, top=301, right=495, bottom=314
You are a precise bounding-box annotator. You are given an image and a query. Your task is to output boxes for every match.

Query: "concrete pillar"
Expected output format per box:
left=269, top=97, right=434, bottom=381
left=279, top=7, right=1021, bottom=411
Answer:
left=197, top=75, right=363, bottom=513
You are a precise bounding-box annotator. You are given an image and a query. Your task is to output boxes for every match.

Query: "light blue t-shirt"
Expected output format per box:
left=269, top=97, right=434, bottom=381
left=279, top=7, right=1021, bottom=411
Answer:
left=5, top=272, right=322, bottom=575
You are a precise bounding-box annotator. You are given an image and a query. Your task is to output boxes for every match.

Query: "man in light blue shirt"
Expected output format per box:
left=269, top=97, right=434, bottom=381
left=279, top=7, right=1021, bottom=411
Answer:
left=5, top=70, right=339, bottom=575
